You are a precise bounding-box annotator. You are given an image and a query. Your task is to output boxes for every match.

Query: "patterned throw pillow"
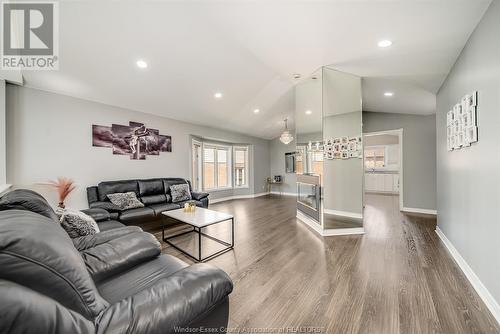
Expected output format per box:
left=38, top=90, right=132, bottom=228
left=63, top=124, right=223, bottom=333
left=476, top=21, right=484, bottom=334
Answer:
left=170, top=184, right=192, bottom=203
left=57, top=209, right=100, bottom=239
left=107, top=192, right=144, bottom=210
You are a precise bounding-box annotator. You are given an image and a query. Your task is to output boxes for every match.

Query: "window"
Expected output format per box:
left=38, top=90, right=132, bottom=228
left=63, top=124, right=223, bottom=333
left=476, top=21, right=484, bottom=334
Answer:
left=234, top=146, right=248, bottom=187
left=193, top=140, right=249, bottom=191
left=202, top=144, right=231, bottom=190
left=364, top=146, right=386, bottom=169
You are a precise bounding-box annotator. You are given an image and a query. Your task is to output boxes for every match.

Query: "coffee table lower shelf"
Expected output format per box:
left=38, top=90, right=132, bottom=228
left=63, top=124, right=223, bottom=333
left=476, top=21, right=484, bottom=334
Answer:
left=162, top=217, right=234, bottom=262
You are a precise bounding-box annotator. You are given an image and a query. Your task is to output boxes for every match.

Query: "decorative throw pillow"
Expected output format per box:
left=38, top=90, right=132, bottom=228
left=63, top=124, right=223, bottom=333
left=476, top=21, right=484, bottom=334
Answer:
left=57, top=209, right=100, bottom=239
left=107, top=192, right=144, bottom=210
left=170, top=183, right=192, bottom=203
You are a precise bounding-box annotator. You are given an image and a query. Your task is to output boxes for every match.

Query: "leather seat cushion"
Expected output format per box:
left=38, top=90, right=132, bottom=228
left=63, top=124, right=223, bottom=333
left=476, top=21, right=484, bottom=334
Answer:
left=149, top=203, right=181, bottom=215
left=118, top=207, right=155, bottom=224
left=97, top=220, right=126, bottom=232
left=141, top=194, right=167, bottom=206
left=98, top=180, right=139, bottom=202
left=97, top=255, right=188, bottom=304
left=138, top=179, right=165, bottom=196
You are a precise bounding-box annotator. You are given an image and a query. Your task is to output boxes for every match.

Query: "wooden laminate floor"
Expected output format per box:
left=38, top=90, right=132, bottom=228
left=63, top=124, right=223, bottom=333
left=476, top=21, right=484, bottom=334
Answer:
left=152, top=194, right=499, bottom=334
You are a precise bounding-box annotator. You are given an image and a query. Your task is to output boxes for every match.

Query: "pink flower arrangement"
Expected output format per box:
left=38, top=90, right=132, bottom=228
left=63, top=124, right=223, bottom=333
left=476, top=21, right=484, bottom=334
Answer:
left=44, top=177, right=76, bottom=208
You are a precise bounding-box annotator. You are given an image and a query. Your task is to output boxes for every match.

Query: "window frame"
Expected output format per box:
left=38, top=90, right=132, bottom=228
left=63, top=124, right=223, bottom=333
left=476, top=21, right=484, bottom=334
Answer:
left=364, top=145, right=388, bottom=170
left=202, top=142, right=233, bottom=192
left=233, top=146, right=249, bottom=189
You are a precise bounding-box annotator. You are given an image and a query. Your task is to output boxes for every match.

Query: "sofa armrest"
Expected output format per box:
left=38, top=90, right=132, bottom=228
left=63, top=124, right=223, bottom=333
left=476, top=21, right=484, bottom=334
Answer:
left=81, top=208, right=110, bottom=222
left=72, top=226, right=143, bottom=251
left=89, top=201, right=122, bottom=213
left=79, top=231, right=160, bottom=282
left=191, top=192, right=209, bottom=201
left=96, top=263, right=233, bottom=334
left=0, top=280, right=95, bottom=334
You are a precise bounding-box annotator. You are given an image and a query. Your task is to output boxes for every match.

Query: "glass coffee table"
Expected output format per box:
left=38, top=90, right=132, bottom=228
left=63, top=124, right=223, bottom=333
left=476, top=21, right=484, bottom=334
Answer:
left=161, top=207, right=234, bottom=262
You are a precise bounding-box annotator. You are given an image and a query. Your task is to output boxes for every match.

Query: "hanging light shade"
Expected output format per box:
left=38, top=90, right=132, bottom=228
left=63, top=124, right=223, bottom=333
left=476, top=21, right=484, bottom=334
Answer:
left=279, top=118, right=294, bottom=145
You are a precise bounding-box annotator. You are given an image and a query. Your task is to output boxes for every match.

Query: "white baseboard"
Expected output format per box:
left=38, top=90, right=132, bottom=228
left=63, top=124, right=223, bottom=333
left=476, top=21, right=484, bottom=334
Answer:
left=322, top=227, right=365, bottom=236
left=270, top=191, right=296, bottom=197
left=296, top=211, right=323, bottom=235
left=435, top=227, right=500, bottom=325
left=324, top=209, right=363, bottom=220
left=211, top=192, right=269, bottom=204
left=297, top=211, right=365, bottom=237
left=402, top=207, right=437, bottom=215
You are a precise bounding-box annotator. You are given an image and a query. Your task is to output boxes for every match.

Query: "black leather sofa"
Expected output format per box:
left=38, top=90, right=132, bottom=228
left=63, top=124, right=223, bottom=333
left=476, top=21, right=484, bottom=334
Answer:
left=0, top=189, right=233, bottom=334
left=87, top=178, right=209, bottom=226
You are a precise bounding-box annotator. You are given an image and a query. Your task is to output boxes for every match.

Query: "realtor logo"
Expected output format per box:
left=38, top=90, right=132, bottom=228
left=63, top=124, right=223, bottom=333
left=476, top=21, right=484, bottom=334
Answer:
left=1, top=1, right=59, bottom=70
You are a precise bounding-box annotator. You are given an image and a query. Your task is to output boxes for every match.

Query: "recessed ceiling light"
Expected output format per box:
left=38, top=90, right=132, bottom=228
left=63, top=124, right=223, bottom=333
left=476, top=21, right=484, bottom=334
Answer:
left=293, top=73, right=301, bottom=79
left=384, top=92, right=394, bottom=97
left=253, top=109, right=260, bottom=114
left=136, top=60, right=148, bottom=68
left=305, top=110, right=312, bottom=115
left=214, top=92, right=223, bottom=99
left=378, top=40, right=393, bottom=48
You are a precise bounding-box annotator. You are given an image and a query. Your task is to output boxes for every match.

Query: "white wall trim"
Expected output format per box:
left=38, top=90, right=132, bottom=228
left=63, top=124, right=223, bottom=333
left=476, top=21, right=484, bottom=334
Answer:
left=324, top=209, right=363, bottom=220
left=296, top=211, right=324, bottom=235
left=211, top=192, right=268, bottom=204
left=402, top=207, right=437, bottom=215
left=270, top=191, right=296, bottom=197
left=297, top=211, right=365, bottom=237
left=0, top=184, right=11, bottom=196
left=322, top=227, right=365, bottom=236
left=435, top=227, right=500, bottom=325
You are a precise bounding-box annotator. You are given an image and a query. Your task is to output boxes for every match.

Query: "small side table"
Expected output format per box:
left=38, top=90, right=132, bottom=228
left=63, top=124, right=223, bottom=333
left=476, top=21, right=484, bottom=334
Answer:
left=267, top=180, right=283, bottom=195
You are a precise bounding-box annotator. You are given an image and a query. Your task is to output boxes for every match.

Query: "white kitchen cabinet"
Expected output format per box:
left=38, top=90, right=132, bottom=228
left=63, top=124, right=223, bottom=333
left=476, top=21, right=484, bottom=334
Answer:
left=364, top=172, right=399, bottom=194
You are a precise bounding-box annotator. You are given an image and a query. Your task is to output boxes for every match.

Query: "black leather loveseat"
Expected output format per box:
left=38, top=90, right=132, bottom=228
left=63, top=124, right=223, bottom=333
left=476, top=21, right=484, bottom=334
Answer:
left=87, top=178, right=209, bottom=226
left=0, top=189, right=232, bottom=334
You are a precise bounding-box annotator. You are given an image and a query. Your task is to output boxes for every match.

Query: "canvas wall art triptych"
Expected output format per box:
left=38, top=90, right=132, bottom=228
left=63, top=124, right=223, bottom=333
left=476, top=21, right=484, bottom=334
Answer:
left=447, top=91, right=478, bottom=151
left=324, top=136, right=362, bottom=160
left=92, top=121, right=172, bottom=160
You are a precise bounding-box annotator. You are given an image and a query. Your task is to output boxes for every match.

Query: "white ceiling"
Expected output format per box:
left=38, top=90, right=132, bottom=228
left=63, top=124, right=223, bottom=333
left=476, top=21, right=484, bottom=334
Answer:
left=21, top=0, right=491, bottom=139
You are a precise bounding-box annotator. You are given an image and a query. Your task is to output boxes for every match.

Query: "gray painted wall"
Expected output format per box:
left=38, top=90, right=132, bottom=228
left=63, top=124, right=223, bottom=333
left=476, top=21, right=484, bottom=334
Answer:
left=269, top=137, right=297, bottom=194
left=0, top=80, right=5, bottom=185
left=363, top=111, right=436, bottom=211
left=323, top=112, right=363, bottom=214
left=6, top=86, right=270, bottom=209
left=436, top=0, right=500, bottom=305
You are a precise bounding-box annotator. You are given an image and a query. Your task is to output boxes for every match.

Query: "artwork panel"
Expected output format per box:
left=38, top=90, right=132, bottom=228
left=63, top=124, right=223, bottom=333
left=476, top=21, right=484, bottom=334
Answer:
left=465, top=126, right=478, bottom=144
left=92, top=125, right=113, bottom=147
left=129, top=121, right=144, bottom=128
left=159, top=135, right=172, bottom=152
left=111, top=124, right=134, bottom=155
left=140, top=134, right=161, bottom=155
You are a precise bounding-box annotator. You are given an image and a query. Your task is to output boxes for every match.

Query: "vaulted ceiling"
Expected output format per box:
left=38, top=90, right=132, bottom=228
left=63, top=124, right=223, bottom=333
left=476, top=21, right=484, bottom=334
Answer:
left=21, top=0, right=491, bottom=139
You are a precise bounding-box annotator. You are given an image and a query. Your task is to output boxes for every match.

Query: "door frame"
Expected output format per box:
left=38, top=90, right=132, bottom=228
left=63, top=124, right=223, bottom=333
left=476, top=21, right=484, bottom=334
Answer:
left=191, top=139, right=202, bottom=192
left=363, top=128, right=403, bottom=211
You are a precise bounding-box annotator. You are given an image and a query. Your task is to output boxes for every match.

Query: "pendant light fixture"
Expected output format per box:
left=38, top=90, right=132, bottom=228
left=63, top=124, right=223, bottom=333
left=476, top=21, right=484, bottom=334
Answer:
left=279, top=118, right=294, bottom=145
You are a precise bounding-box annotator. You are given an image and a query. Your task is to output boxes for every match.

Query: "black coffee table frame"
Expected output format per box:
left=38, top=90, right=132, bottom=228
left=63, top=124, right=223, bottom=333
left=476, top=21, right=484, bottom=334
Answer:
left=162, top=216, right=234, bottom=262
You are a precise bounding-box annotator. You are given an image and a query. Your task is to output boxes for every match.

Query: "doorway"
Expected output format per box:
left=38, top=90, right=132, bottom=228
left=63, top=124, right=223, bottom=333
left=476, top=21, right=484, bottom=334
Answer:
left=363, top=129, right=403, bottom=211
